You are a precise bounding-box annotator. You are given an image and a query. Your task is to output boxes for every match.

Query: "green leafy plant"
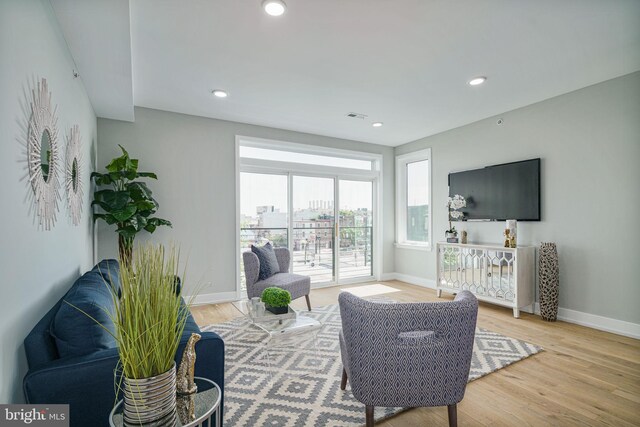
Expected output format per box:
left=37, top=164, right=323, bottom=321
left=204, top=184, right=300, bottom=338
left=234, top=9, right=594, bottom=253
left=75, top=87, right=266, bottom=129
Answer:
left=261, top=287, right=292, bottom=308
left=92, top=145, right=171, bottom=262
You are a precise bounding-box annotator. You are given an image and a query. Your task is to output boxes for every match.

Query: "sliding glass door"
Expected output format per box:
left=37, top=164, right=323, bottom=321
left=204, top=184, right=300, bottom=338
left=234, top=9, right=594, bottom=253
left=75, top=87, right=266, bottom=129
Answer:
left=240, top=172, right=374, bottom=289
left=292, top=176, right=335, bottom=283
left=239, top=172, right=288, bottom=290
left=338, top=180, right=373, bottom=280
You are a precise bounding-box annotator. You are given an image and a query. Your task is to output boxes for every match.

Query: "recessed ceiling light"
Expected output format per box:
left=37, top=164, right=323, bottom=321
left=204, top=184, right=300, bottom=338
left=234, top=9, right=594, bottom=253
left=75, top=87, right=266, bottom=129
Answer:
left=372, top=122, right=383, bottom=128
left=212, top=89, right=228, bottom=98
left=262, top=0, right=286, bottom=16
left=468, top=76, right=487, bottom=86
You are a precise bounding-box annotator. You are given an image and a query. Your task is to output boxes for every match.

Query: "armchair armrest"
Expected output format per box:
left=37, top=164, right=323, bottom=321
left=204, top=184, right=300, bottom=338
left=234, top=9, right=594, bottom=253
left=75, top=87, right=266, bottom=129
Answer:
left=273, top=247, right=290, bottom=272
left=242, top=251, right=260, bottom=289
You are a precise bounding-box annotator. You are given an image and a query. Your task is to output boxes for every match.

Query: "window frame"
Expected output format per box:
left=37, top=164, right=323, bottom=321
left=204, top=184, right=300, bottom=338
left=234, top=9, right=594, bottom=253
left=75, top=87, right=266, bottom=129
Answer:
left=235, top=135, right=383, bottom=298
left=395, top=148, right=432, bottom=251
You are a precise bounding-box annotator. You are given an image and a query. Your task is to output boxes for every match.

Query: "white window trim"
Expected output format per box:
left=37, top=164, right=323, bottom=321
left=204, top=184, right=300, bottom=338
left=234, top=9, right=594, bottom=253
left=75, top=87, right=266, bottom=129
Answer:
left=395, top=148, right=432, bottom=251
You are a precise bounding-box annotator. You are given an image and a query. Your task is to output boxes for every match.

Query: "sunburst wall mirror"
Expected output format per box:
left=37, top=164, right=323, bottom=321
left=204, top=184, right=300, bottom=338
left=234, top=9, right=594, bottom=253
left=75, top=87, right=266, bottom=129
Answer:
left=65, top=124, right=84, bottom=225
left=27, top=78, right=61, bottom=230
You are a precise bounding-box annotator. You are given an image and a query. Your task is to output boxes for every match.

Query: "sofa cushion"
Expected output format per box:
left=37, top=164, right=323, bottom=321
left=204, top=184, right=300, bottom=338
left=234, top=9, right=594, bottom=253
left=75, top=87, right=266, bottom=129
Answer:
left=51, top=260, right=120, bottom=358
left=251, top=242, right=280, bottom=280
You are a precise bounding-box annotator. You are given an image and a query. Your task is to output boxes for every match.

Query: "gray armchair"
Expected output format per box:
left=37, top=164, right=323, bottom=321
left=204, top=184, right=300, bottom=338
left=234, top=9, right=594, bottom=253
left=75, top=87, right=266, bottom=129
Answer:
left=338, top=290, right=478, bottom=427
left=243, top=247, right=312, bottom=310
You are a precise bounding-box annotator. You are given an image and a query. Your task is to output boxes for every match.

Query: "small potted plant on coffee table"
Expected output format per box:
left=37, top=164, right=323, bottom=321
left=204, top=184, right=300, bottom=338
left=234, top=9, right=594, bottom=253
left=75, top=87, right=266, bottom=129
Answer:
left=261, top=287, right=291, bottom=315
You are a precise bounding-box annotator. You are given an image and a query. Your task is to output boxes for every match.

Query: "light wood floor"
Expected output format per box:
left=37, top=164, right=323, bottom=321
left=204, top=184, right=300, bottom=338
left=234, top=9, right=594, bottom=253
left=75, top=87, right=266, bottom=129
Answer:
left=191, top=281, right=640, bottom=426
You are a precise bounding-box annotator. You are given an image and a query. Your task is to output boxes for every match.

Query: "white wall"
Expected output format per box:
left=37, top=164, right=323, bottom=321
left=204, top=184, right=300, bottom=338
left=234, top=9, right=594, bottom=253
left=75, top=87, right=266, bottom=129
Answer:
left=395, top=72, right=640, bottom=326
left=97, top=107, right=395, bottom=298
left=0, top=1, right=97, bottom=403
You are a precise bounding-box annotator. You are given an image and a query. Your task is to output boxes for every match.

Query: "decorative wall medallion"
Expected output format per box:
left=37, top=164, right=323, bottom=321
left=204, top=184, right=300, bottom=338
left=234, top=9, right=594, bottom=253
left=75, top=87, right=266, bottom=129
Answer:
left=27, top=78, right=61, bottom=230
left=65, top=124, right=84, bottom=225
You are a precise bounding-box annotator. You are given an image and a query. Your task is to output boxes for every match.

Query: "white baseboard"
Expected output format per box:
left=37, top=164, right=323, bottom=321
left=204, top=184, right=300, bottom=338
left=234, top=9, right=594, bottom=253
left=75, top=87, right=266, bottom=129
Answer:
left=186, top=291, right=238, bottom=306
left=532, top=303, right=640, bottom=340
left=382, top=272, right=640, bottom=340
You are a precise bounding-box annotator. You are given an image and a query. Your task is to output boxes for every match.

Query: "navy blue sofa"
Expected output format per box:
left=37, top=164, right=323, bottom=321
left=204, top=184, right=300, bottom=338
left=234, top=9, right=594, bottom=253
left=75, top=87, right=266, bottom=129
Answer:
left=23, top=260, right=224, bottom=427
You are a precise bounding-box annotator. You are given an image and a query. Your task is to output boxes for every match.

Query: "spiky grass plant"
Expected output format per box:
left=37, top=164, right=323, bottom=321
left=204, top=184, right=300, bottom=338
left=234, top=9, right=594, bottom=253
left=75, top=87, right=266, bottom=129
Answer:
left=114, top=243, right=189, bottom=379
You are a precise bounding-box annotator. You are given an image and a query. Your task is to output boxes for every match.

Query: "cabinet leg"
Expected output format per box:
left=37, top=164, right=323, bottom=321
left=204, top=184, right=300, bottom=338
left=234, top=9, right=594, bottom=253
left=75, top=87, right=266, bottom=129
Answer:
left=513, top=308, right=520, bottom=318
left=436, top=289, right=442, bottom=298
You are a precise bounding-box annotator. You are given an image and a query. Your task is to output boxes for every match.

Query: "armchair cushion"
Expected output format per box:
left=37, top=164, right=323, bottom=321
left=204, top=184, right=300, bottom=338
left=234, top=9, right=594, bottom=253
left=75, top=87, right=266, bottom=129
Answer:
left=251, top=242, right=280, bottom=280
left=247, top=273, right=310, bottom=300
left=50, top=260, right=120, bottom=359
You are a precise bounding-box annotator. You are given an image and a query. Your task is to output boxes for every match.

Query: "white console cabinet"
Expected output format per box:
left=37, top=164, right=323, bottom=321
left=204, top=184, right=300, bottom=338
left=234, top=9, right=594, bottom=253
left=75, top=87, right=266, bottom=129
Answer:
left=436, top=242, right=535, bottom=318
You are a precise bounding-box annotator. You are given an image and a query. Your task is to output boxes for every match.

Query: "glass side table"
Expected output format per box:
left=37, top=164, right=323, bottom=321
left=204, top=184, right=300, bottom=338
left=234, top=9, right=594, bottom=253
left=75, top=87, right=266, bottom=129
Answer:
left=109, top=377, right=221, bottom=427
left=232, top=299, right=323, bottom=382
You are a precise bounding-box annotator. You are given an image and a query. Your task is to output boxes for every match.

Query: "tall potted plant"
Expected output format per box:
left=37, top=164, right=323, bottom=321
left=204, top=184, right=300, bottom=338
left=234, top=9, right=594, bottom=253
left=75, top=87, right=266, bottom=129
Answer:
left=114, top=244, right=189, bottom=424
left=92, top=145, right=171, bottom=262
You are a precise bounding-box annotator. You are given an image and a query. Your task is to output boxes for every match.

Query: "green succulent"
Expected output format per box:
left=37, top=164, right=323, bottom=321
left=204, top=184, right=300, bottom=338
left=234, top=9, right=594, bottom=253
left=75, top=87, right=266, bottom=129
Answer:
left=261, top=287, right=291, bottom=308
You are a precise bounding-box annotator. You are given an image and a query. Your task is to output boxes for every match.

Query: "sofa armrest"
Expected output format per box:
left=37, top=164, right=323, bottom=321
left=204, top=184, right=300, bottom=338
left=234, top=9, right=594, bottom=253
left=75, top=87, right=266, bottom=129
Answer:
left=24, top=331, right=225, bottom=427
left=23, top=347, right=121, bottom=427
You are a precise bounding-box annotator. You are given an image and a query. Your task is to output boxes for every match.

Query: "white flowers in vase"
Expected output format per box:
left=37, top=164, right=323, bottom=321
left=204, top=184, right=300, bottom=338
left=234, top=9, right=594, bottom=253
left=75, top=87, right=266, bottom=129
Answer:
left=446, top=194, right=466, bottom=235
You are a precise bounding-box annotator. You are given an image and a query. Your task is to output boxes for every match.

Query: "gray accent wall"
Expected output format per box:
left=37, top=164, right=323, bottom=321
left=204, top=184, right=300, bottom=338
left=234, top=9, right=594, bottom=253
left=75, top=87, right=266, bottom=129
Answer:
left=0, top=1, right=97, bottom=403
left=395, top=71, right=640, bottom=324
left=97, top=107, right=395, bottom=297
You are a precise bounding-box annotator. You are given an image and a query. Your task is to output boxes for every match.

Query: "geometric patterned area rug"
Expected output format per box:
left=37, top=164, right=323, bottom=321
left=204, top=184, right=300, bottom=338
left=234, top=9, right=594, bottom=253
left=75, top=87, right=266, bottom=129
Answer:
left=203, top=301, right=542, bottom=426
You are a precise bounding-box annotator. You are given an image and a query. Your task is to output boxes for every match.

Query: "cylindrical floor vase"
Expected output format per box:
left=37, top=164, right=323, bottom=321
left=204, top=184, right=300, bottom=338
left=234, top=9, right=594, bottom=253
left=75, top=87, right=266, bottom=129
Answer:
left=538, top=242, right=559, bottom=321
left=123, top=362, right=177, bottom=425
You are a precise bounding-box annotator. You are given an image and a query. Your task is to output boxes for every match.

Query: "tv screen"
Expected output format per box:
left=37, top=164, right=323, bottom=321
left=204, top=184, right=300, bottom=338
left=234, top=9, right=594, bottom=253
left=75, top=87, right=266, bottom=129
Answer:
left=448, top=158, right=541, bottom=221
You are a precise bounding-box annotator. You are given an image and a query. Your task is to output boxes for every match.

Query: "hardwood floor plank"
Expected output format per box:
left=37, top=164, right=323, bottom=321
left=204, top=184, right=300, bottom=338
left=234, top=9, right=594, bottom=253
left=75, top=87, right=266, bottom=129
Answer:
left=190, top=281, right=640, bottom=426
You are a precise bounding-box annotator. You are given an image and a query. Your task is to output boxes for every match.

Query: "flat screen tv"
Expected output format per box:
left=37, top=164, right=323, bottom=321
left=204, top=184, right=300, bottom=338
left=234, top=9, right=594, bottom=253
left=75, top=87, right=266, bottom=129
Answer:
left=448, top=158, right=541, bottom=221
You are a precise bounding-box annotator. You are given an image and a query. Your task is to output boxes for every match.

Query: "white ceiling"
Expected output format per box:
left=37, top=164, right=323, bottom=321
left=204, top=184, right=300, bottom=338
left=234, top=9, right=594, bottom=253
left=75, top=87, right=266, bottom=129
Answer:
left=55, top=0, right=640, bottom=146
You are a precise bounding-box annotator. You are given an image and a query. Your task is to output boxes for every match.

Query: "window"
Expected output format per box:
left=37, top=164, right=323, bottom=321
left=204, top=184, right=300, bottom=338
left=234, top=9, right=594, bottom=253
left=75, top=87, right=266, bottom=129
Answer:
left=239, top=146, right=373, bottom=170
left=237, top=136, right=382, bottom=291
left=396, top=149, right=431, bottom=250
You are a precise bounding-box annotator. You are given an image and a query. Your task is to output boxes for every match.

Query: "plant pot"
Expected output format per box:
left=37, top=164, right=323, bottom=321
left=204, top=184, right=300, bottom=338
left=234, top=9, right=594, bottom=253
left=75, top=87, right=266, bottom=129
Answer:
left=123, top=362, right=177, bottom=425
left=266, top=305, right=288, bottom=315
left=445, top=231, right=458, bottom=243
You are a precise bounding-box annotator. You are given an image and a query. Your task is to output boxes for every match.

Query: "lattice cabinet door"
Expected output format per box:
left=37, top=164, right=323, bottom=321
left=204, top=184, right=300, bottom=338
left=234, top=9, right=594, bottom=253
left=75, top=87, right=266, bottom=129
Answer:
left=459, top=247, right=487, bottom=296
left=485, top=249, right=515, bottom=302
left=437, top=245, right=461, bottom=292
left=436, top=242, right=535, bottom=318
